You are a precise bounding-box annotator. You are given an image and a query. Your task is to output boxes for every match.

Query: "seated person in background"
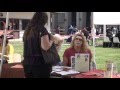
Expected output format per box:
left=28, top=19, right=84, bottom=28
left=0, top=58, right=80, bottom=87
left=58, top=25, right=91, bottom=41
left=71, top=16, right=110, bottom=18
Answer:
left=0, top=35, right=14, bottom=64
left=50, top=34, right=64, bottom=52
left=115, top=31, right=120, bottom=41
left=66, top=35, right=73, bottom=43
left=50, top=34, right=64, bottom=65
left=55, top=25, right=61, bottom=34
left=63, top=33, right=93, bottom=66
left=0, top=35, right=9, bottom=63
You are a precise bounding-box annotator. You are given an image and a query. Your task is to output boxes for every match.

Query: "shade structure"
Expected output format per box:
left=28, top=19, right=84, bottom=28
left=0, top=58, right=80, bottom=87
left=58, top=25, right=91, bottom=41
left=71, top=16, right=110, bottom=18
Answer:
left=93, top=12, right=120, bottom=25
left=92, top=12, right=120, bottom=69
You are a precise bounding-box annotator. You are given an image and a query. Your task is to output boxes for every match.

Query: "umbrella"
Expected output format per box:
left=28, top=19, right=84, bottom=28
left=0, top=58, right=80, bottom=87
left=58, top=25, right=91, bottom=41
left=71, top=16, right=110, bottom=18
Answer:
left=0, top=12, right=9, bottom=77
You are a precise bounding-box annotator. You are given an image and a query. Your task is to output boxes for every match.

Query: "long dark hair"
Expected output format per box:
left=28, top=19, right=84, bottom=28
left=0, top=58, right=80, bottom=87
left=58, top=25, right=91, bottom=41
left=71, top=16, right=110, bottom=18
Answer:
left=23, top=12, right=48, bottom=40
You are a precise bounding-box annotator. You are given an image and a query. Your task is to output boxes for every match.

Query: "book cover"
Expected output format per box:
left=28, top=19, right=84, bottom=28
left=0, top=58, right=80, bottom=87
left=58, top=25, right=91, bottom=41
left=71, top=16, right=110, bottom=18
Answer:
left=71, top=56, right=75, bottom=70
left=75, top=53, right=90, bottom=72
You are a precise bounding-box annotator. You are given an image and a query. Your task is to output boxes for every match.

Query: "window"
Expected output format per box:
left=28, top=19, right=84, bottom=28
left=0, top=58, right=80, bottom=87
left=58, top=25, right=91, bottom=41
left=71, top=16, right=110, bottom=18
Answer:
left=22, top=19, right=30, bottom=30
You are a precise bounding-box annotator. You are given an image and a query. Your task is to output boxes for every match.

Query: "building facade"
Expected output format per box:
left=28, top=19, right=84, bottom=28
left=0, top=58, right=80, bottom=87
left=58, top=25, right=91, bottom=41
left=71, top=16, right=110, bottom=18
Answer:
left=51, top=12, right=92, bottom=33
left=0, top=12, right=92, bottom=35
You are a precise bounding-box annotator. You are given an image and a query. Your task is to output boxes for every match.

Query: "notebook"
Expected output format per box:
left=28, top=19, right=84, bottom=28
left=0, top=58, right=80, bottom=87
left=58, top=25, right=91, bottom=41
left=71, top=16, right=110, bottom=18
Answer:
left=74, top=53, right=90, bottom=72
left=71, top=56, right=75, bottom=70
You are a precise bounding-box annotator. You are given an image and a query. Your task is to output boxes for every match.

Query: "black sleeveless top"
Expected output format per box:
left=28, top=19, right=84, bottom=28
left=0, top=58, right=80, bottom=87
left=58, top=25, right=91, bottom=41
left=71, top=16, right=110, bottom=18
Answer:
left=23, top=27, right=49, bottom=65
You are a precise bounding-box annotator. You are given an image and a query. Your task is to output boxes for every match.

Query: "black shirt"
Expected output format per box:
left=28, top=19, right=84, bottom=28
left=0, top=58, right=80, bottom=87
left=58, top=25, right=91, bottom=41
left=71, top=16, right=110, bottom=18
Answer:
left=23, top=27, right=49, bottom=65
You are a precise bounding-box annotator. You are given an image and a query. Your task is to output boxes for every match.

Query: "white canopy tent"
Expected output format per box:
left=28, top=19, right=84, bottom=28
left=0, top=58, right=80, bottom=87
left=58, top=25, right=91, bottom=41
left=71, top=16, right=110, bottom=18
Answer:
left=0, top=12, right=51, bottom=77
left=92, top=12, right=120, bottom=69
left=93, top=12, right=120, bottom=39
left=93, top=12, right=120, bottom=24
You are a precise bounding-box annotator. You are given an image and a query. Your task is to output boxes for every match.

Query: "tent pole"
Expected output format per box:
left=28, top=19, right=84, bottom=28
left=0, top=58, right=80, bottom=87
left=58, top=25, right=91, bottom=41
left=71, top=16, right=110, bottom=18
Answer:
left=92, top=25, right=97, bottom=69
left=92, top=12, right=97, bottom=69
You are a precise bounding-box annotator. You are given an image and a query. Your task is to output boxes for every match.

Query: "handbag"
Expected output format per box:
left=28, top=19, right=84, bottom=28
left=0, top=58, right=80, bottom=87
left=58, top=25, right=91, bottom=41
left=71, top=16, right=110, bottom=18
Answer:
left=41, top=42, right=61, bottom=65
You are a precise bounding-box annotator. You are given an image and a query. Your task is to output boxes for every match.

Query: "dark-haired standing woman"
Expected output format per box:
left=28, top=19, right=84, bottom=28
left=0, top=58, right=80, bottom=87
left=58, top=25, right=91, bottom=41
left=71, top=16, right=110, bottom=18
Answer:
left=22, top=12, right=54, bottom=78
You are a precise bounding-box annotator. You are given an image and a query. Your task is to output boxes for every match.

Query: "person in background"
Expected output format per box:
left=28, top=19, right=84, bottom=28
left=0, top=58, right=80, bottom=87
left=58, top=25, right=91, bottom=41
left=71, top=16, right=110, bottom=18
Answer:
left=0, top=35, right=10, bottom=64
left=67, top=25, right=73, bottom=35
left=8, top=22, right=12, bottom=30
left=66, top=35, right=73, bottom=44
left=115, top=31, right=120, bottom=41
left=52, top=34, right=64, bottom=52
left=51, top=34, right=64, bottom=66
left=106, top=30, right=113, bottom=42
left=82, top=27, right=89, bottom=40
left=72, top=26, right=78, bottom=34
left=22, top=12, right=62, bottom=78
left=55, top=25, right=60, bottom=34
left=63, top=33, right=93, bottom=67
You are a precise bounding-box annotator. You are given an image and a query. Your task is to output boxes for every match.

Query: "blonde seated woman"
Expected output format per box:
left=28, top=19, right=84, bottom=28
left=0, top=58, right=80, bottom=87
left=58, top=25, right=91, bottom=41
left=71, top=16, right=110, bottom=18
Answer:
left=0, top=35, right=14, bottom=64
left=63, top=33, right=93, bottom=67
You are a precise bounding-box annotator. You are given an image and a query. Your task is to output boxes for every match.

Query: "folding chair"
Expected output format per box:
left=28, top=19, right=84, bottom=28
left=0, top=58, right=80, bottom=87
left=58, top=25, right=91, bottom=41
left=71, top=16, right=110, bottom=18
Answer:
left=113, top=37, right=120, bottom=47
left=103, top=37, right=111, bottom=47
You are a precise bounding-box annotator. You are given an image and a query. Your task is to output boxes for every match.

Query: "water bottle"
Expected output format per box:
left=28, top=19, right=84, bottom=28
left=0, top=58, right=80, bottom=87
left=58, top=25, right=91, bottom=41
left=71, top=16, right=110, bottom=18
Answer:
left=90, top=61, right=96, bottom=71
left=90, top=61, right=93, bottom=71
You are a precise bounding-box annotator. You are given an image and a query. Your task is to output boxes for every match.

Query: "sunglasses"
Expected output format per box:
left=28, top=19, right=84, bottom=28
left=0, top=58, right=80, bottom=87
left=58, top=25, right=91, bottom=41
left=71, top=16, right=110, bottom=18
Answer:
left=75, top=38, right=82, bottom=41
